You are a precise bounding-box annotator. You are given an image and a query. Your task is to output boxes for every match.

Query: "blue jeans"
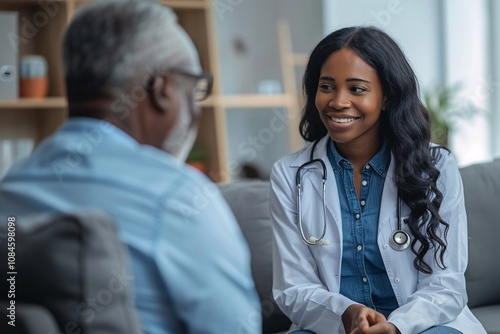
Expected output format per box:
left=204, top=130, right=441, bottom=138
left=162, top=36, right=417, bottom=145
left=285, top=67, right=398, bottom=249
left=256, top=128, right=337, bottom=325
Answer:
left=289, top=326, right=460, bottom=334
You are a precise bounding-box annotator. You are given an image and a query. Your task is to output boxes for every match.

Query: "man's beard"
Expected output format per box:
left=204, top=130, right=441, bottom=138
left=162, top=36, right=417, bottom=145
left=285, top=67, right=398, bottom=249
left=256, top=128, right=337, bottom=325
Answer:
left=161, top=93, right=198, bottom=162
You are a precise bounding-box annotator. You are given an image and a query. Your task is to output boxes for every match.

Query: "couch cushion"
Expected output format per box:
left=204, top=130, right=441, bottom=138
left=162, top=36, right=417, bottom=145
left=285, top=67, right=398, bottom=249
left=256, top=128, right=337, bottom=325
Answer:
left=0, top=302, right=59, bottom=334
left=470, top=305, right=500, bottom=334
left=218, top=180, right=291, bottom=333
left=0, top=210, right=142, bottom=334
left=460, top=159, right=500, bottom=308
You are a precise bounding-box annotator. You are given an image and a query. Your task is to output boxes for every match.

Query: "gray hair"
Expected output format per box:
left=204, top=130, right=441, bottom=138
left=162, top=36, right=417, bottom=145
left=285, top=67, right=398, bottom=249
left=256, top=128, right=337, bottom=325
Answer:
left=63, top=0, right=186, bottom=100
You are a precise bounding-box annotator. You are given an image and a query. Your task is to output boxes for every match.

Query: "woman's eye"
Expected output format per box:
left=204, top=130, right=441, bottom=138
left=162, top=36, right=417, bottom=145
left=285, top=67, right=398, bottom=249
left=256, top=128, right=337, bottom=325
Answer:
left=350, top=86, right=366, bottom=93
left=319, top=84, right=335, bottom=91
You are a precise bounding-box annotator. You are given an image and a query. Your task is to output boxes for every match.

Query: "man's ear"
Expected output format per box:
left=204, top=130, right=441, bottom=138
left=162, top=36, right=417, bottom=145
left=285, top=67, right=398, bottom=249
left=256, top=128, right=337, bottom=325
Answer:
left=149, top=75, right=178, bottom=114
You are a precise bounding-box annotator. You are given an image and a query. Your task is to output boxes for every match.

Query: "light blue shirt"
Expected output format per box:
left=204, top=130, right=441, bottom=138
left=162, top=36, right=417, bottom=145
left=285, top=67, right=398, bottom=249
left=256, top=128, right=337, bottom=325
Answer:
left=0, top=117, right=261, bottom=334
left=327, top=140, right=399, bottom=318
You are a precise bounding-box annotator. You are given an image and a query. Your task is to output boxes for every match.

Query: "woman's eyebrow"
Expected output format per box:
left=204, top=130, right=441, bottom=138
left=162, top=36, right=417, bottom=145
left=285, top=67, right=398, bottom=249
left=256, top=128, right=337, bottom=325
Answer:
left=346, top=77, right=371, bottom=83
left=319, top=76, right=335, bottom=81
left=319, top=76, right=371, bottom=83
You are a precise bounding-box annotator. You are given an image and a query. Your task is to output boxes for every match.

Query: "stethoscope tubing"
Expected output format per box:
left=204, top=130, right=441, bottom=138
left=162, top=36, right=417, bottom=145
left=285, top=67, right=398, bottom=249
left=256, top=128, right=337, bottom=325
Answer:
left=295, top=138, right=410, bottom=250
left=296, top=139, right=328, bottom=246
left=297, top=168, right=328, bottom=245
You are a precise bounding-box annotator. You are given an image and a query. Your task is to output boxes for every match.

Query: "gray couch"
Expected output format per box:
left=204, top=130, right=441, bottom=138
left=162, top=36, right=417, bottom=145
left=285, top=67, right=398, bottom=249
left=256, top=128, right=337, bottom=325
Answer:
left=219, top=158, right=500, bottom=334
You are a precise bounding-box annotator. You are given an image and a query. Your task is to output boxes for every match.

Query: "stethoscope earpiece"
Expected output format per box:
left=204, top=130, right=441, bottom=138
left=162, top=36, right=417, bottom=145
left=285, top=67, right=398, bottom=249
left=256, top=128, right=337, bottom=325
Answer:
left=308, top=236, right=330, bottom=246
left=308, top=236, right=319, bottom=243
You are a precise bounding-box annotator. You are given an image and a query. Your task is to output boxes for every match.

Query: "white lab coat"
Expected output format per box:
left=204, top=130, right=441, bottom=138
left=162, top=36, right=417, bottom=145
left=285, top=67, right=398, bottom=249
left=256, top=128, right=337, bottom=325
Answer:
left=270, top=135, right=486, bottom=334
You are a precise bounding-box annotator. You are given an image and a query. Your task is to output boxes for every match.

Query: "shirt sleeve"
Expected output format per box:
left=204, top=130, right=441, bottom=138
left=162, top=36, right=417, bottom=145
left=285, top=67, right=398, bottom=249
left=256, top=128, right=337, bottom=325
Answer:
left=155, top=175, right=262, bottom=334
left=270, top=159, right=357, bottom=333
left=388, top=151, right=469, bottom=333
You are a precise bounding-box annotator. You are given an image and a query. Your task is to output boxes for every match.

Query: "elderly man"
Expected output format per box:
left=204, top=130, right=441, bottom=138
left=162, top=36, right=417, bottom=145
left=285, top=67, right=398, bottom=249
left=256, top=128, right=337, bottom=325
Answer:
left=0, top=0, right=261, bottom=333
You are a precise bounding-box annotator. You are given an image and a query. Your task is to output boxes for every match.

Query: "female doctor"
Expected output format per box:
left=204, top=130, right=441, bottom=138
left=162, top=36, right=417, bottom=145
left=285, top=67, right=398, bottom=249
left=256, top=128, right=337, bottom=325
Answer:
left=270, top=26, right=486, bottom=334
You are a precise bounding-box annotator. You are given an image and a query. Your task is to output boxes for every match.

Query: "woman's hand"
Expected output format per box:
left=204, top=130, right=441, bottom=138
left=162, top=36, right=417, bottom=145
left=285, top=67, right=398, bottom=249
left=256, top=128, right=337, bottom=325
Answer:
left=342, top=304, right=401, bottom=334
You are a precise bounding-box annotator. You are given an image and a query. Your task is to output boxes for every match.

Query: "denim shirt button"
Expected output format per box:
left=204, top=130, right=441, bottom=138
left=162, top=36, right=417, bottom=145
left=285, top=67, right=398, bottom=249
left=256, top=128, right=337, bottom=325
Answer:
left=362, top=180, right=368, bottom=186
left=355, top=213, right=360, bottom=219
left=357, top=245, right=362, bottom=251
left=360, top=200, right=366, bottom=206
left=394, top=277, right=400, bottom=283
left=362, top=277, right=368, bottom=283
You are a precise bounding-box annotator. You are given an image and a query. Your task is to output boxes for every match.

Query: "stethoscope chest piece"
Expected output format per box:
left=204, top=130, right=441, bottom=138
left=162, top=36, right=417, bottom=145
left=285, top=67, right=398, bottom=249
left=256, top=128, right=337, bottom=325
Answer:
left=389, top=229, right=410, bottom=251
left=390, top=195, right=411, bottom=251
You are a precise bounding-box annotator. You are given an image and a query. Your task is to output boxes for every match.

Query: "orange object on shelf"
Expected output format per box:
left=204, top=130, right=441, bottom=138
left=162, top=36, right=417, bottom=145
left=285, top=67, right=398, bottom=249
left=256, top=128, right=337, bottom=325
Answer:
left=20, top=77, right=48, bottom=98
left=187, top=161, right=207, bottom=174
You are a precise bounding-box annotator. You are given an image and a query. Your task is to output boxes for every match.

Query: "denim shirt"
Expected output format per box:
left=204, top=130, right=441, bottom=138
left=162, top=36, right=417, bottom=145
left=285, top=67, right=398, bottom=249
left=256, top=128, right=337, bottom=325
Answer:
left=327, top=139, right=399, bottom=318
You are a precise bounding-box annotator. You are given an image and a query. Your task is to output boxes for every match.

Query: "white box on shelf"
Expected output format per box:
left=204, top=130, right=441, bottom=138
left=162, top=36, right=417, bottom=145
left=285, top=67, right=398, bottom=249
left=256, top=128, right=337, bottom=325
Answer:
left=0, top=11, right=19, bottom=100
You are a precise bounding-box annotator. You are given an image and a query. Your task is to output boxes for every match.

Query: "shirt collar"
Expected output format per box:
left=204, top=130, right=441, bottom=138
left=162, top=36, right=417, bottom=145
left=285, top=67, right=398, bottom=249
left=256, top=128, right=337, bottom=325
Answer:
left=368, top=141, right=390, bottom=177
left=327, top=139, right=390, bottom=177
left=60, top=117, right=139, bottom=150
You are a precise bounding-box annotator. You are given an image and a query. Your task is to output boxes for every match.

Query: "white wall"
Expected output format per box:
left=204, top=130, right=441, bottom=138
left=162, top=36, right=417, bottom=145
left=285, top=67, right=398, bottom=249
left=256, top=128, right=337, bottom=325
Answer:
left=322, top=0, right=494, bottom=166
left=490, top=0, right=500, bottom=159
left=442, top=0, right=491, bottom=166
left=322, top=0, right=442, bottom=89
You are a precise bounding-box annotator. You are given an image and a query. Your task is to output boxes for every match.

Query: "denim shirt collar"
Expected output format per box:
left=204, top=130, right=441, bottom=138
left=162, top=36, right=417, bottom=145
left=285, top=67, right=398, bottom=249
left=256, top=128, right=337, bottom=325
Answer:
left=327, top=139, right=390, bottom=177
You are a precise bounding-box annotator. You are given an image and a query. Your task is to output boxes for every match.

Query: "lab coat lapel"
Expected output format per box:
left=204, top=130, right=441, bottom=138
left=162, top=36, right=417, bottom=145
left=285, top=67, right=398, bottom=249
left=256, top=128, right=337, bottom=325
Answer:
left=379, top=153, right=398, bottom=225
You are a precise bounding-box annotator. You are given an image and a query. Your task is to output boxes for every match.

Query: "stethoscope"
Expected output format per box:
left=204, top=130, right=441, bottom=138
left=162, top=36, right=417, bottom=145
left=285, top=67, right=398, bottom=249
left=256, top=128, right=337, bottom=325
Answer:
left=295, top=139, right=411, bottom=251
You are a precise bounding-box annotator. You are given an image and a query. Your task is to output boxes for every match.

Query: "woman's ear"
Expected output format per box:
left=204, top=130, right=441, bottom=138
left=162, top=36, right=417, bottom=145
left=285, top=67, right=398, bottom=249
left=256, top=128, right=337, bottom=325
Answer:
left=382, top=96, right=388, bottom=111
left=149, top=75, right=178, bottom=114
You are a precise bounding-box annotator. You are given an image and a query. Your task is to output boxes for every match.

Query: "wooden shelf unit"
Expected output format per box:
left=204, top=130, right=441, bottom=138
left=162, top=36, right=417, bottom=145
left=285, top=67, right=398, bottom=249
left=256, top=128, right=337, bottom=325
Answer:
left=0, top=97, right=67, bottom=109
left=0, top=0, right=300, bottom=182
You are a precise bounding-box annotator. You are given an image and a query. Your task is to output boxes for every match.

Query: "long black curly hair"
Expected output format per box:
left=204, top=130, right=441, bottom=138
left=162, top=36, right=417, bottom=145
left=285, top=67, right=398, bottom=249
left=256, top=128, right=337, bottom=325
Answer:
left=300, top=26, right=449, bottom=274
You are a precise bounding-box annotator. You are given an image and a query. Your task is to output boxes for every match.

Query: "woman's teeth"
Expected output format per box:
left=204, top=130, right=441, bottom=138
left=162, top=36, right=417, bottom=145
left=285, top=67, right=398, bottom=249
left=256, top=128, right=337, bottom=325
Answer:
left=329, top=117, right=356, bottom=123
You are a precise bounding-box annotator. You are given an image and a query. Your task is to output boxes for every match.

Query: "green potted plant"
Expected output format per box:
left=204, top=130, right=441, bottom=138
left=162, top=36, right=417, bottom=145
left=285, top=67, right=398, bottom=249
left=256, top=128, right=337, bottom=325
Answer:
left=423, top=84, right=478, bottom=148
left=186, top=143, right=208, bottom=174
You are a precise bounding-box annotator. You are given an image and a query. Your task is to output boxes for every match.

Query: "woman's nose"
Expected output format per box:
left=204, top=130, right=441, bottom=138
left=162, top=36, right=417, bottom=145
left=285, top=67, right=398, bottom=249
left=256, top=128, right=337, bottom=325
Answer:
left=328, top=90, right=351, bottom=110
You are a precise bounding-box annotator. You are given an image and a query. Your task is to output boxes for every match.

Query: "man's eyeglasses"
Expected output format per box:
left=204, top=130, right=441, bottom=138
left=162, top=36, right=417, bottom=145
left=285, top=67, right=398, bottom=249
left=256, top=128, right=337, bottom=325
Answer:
left=147, top=67, right=213, bottom=102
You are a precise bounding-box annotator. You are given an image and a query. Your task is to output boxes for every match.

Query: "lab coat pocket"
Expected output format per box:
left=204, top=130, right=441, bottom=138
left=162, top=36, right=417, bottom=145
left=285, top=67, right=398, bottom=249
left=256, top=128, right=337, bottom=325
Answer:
left=308, top=239, right=341, bottom=286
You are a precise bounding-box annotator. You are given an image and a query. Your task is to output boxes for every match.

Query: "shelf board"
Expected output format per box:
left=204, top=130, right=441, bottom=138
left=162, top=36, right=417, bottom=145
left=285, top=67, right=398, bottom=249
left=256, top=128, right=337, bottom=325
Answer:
left=0, top=94, right=296, bottom=110
left=0, top=0, right=69, bottom=3
left=160, top=0, right=207, bottom=9
left=0, top=0, right=207, bottom=8
left=197, top=95, right=216, bottom=108
left=0, top=97, right=67, bottom=110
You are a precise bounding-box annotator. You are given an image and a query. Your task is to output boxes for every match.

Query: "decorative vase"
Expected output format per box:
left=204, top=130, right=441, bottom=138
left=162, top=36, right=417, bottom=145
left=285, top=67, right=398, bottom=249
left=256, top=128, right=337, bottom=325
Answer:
left=20, top=55, right=48, bottom=98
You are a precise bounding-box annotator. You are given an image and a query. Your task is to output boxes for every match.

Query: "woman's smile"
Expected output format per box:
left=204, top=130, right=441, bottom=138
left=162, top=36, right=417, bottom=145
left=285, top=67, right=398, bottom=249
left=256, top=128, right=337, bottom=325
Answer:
left=325, top=114, right=361, bottom=129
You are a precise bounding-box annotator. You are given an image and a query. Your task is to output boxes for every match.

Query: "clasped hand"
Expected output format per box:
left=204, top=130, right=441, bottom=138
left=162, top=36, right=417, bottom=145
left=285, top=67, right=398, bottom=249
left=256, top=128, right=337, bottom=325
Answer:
left=342, top=304, right=401, bottom=334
